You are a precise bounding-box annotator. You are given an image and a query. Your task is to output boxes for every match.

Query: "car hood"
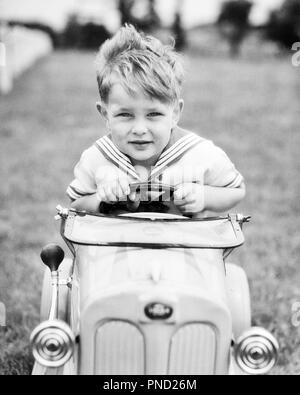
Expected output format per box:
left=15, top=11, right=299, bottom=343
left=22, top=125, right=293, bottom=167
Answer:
left=76, top=245, right=227, bottom=310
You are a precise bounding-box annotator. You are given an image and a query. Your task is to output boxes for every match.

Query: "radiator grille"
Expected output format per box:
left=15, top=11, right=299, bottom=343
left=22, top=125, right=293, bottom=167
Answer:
left=95, top=321, right=144, bottom=375
left=168, top=323, right=216, bottom=375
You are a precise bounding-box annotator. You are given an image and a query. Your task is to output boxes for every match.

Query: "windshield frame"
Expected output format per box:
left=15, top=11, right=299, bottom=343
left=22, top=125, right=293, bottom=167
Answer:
left=60, top=210, right=245, bottom=251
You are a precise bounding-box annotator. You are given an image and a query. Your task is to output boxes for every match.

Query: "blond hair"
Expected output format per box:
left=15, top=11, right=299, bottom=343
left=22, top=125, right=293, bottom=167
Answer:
left=95, top=24, right=184, bottom=104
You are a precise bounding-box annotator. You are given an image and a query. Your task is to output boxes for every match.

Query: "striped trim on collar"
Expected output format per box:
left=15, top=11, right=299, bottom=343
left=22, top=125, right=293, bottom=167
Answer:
left=94, top=132, right=201, bottom=181
left=158, top=133, right=194, bottom=162
left=94, top=137, right=140, bottom=180
left=102, top=135, right=131, bottom=163
left=150, top=133, right=202, bottom=180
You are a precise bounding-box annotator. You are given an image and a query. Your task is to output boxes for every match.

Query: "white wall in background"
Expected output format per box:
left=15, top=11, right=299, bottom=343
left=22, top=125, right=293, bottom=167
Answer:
left=0, top=25, right=52, bottom=94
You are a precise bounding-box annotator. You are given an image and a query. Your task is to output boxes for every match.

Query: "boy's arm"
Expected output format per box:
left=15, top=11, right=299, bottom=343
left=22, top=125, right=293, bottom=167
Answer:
left=70, top=174, right=134, bottom=212
left=203, top=182, right=246, bottom=212
left=174, top=182, right=245, bottom=215
left=71, top=194, right=100, bottom=212
left=200, top=143, right=246, bottom=213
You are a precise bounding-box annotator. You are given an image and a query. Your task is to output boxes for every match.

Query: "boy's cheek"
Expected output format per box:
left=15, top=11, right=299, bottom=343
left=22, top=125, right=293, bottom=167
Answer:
left=108, top=125, right=127, bottom=139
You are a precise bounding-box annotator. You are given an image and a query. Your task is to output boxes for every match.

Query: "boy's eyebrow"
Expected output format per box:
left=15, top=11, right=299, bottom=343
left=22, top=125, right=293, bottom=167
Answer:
left=112, top=106, right=132, bottom=112
left=146, top=108, right=165, bottom=112
left=109, top=103, right=131, bottom=109
left=112, top=107, right=165, bottom=113
left=111, top=104, right=165, bottom=112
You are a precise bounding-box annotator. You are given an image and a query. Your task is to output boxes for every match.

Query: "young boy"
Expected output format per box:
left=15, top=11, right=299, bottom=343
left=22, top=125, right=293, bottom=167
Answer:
left=67, top=25, right=245, bottom=216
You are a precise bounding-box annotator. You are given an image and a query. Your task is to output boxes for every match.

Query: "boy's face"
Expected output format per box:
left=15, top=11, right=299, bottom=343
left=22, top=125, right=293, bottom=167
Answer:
left=97, top=83, right=183, bottom=167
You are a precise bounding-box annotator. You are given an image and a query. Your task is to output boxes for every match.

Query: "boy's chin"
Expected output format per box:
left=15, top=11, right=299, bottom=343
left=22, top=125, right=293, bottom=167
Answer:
left=130, top=153, right=157, bottom=167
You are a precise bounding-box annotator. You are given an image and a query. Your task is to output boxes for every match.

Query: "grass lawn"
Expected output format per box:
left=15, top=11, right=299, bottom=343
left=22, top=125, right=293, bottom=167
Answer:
left=0, top=50, right=300, bottom=375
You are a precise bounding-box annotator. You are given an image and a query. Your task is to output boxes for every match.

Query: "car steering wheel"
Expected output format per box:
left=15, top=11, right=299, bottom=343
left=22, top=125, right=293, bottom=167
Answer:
left=126, top=182, right=175, bottom=212
left=99, top=182, right=175, bottom=214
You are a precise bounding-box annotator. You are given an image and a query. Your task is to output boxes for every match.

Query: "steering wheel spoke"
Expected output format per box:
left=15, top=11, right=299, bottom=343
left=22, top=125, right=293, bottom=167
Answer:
left=127, top=182, right=174, bottom=209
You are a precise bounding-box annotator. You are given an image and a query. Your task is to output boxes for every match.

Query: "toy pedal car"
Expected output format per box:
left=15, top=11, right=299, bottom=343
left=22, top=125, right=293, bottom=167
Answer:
left=30, top=182, right=279, bottom=375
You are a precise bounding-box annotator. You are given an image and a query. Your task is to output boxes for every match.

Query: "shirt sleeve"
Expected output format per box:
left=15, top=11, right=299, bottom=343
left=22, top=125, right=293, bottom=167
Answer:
left=204, top=145, right=244, bottom=188
left=66, top=148, right=97, bottom=201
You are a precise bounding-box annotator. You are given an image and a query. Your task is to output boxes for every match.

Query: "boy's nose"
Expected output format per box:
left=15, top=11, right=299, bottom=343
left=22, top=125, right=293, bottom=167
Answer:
left=132, top=120, right=148, bottom=135
left=132, top=128, right=147, bottom=136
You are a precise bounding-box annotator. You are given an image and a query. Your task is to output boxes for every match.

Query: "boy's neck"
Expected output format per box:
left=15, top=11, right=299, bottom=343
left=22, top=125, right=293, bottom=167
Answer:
left=131, top=156, right=159, bottom=169
left=133, top=165, right=151, bottom=181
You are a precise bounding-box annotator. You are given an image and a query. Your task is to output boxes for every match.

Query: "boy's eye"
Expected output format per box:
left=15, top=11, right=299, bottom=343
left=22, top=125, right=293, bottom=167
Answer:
left=117, top=113, right=132, bottom=117
left=148, top=112, right=163, bottom=117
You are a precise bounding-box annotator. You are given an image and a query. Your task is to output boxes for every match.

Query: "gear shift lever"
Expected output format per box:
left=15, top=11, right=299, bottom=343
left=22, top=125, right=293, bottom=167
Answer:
left=41, top=244, right=65, bottom=272
left=40, top=244, right=65, bottom=320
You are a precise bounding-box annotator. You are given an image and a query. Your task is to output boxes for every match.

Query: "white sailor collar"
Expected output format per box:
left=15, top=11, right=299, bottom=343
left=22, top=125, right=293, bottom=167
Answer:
left=94, top=128, right=202, bottom=181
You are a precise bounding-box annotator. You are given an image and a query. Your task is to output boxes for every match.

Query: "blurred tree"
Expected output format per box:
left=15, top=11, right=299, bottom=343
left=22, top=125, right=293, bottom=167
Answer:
left=80, top=23, right=111, bottom=49
left=61, top=14, right=111, bottom=49
left=172, top=0, right=187, bottom=51
left=265, top=0, right=300, bottom=50
left=61, top=14, right=81, bottom=48
left=217, top=0, right=253, bottom=57
left=172, top=12, right=186, bottom=51
left=118, top=0, right=160, bottom=33
left=118, top=0, right=136, bottom=26
left=144, top=0, right=160, bottom=32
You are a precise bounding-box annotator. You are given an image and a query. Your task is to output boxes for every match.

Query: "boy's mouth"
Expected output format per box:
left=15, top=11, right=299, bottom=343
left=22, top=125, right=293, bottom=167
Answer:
left=129, top=141, right=153, bottom=149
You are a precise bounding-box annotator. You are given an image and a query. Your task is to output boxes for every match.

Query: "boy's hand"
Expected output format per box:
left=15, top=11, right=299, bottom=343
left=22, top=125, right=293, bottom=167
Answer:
left=174, top=183, right=205, bottom=215
left=95, top=168, right=135, bottom=203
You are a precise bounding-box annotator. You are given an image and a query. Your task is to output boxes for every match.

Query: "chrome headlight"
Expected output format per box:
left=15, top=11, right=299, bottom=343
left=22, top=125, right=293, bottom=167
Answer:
left=234, top=327, right=279, bottom=375
left=30, top=320, right=75, bottom=368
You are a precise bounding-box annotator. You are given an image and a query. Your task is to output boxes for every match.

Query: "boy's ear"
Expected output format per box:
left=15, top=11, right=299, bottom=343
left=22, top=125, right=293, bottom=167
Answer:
left=178, top=99, right=184, bottom=115
left=172, top=99, right=184, bottom=126
left=96, top=101, right=108, bottom=119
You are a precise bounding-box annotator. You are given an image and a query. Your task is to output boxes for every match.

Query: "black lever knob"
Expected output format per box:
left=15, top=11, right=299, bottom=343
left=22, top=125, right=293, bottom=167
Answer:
left=40, top=244, right=65, bottom=272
